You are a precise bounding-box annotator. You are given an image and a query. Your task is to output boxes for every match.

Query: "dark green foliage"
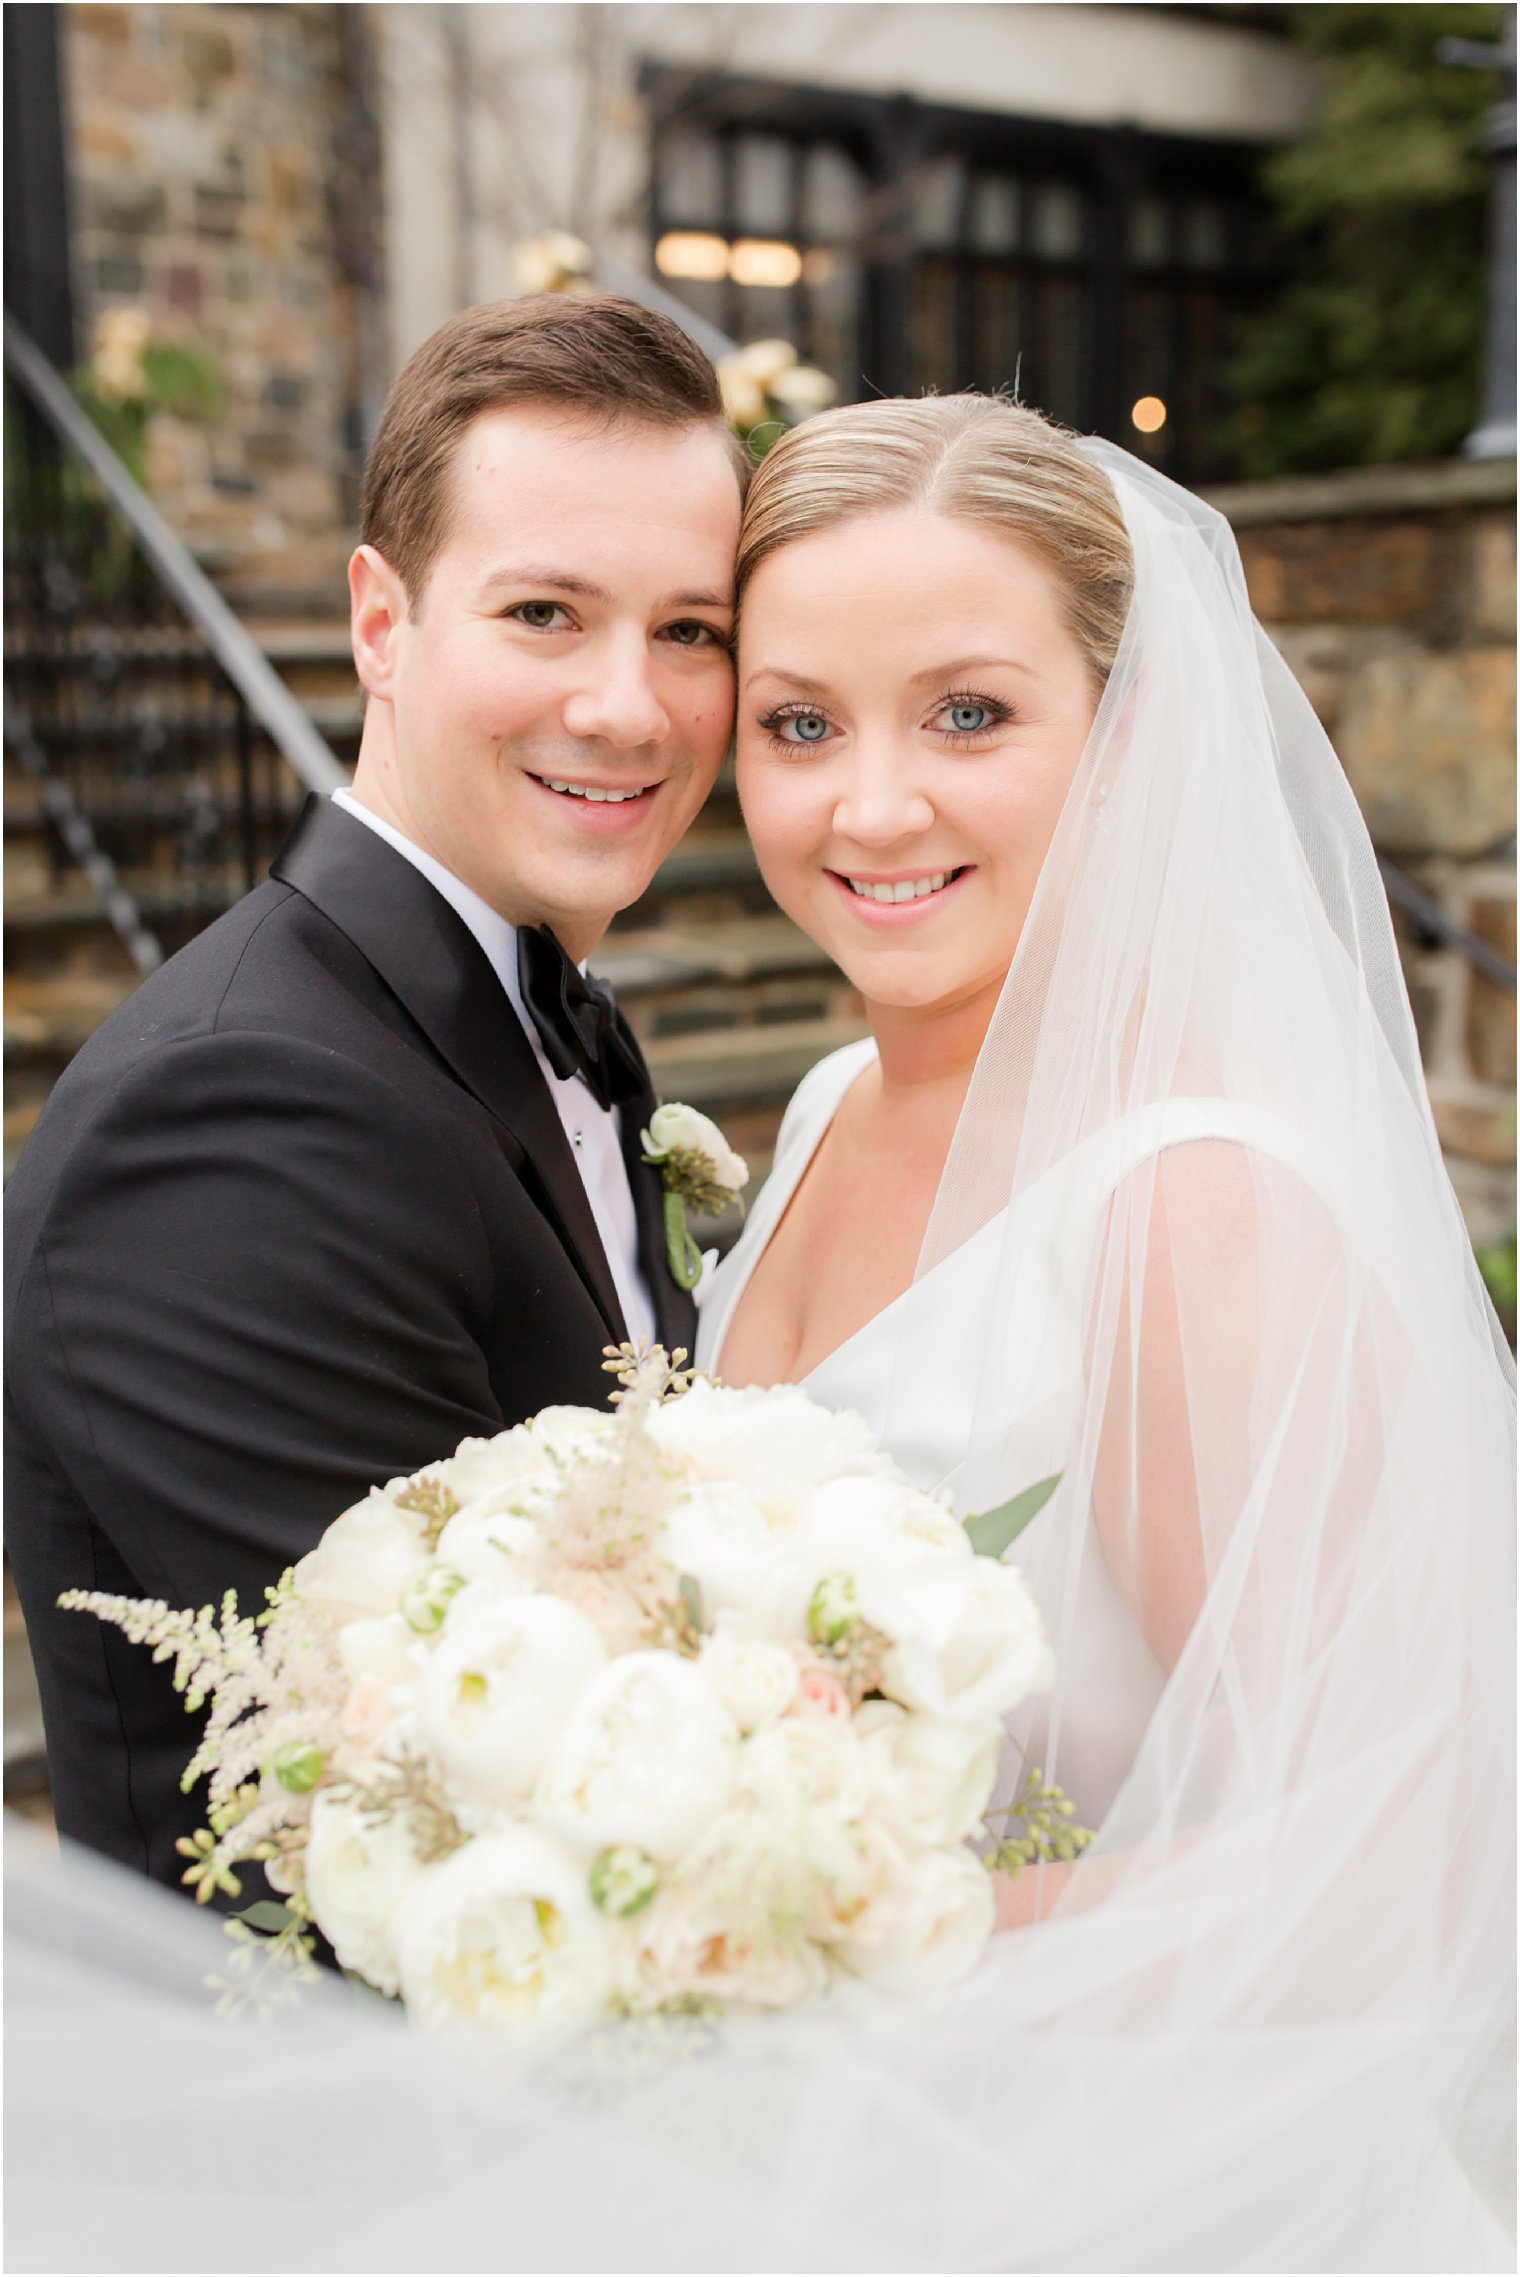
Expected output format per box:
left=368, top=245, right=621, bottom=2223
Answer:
left=1230, top=6, right=1501, bottom=474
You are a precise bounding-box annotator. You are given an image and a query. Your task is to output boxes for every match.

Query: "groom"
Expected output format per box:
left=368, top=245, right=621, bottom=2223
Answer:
left=4, top=295, right=745, bottom=1890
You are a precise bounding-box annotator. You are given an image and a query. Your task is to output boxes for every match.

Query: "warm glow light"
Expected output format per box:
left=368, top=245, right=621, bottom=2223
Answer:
left=655, top=231, right=729, bottom=282
left=1131, top=395, right=1168, bottom=434
left=729, top=238, right=803, bottom=288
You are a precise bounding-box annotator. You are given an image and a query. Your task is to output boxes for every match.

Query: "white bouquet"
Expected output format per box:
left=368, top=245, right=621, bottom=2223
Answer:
left=63, top=1346, right=1082, bottom=2035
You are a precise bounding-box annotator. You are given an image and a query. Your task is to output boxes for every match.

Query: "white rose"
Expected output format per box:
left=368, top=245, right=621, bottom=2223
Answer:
left=394, top=1827, right=614, bottom=2036
left=833, top=1842, right=995, bottom=1996
left=857, top=1554, right=1055, bottom=1724
left=643, top=1102, right=748, bottom=1193
left=855, top=1701, right=1004, bottom=1848
left=303, top=1788, right=425, bottom=1996
left=698, top=1625, right=799, bottom=1732
left=536, top=1652, right=738, bottom=1862
left=417, top=1594, right=607, bottom=1813
left=293, top=1488, right=431, bottom=1623
left=648, top=1380, right=897, bottom=1527
left=660, top=1481, right=816, bottom=1640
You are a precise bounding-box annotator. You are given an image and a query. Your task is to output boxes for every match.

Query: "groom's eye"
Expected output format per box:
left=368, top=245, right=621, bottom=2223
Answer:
left=661, top=619, right=728, bottom=649
left=508, top=601, right=573, bottom=631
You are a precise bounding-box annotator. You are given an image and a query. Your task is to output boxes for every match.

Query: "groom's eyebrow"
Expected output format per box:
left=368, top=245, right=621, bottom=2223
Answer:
left=478, top=564, right=732, bottom=611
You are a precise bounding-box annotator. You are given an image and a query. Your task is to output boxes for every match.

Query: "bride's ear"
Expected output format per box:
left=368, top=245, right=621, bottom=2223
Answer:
left=349, top=544, right=407, bottom=701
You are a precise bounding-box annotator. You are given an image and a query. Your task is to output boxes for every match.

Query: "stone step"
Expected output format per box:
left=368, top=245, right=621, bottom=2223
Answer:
left=645, top=1012, right=867, bottom=1118
left=4, top=971, right=144, bottom=1064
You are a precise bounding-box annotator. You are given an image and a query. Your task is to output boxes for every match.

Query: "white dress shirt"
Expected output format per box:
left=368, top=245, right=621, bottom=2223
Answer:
left=330, top=789, right=656, bottom=1347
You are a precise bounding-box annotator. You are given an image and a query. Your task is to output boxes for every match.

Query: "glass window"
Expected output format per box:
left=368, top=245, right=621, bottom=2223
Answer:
left=970, top=175, right=1020, bottom=257
left=1030, top=181, right=1084, bottom=262
left=804, top=144, right=861, bottom=245
left=733, top=134, right=794, bottom=236
left=659, top=132, right=724, bottom=227
left=1130, top=196, right=1170, bottom=271
left=912, top=156, right=963, bottom=250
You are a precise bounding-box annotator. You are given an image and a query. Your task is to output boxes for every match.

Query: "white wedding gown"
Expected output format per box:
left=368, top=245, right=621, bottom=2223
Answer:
left=701, top=1038, right=1327, bottom=1831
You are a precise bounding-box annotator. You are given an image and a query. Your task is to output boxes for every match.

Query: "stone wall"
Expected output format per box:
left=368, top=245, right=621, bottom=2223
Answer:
left=1207, top=458, right=1516, bottom=1244
left=61, top=1, right=371, bottom=605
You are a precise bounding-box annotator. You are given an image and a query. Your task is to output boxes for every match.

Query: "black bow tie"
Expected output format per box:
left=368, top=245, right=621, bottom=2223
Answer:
left=516, top=923, right=648, bottom=1114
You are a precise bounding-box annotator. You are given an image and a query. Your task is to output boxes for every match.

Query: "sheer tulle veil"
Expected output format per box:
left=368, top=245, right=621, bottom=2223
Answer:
left=6, top=442, right=1513, bottom=2274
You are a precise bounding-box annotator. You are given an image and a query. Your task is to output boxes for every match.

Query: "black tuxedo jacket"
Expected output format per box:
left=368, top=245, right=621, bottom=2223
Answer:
left=4, top=794, right=694, bottom=1888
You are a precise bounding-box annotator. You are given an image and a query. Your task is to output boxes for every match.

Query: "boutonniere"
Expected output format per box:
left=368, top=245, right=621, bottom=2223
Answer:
left=641, top=1103, right=749, bottom=1291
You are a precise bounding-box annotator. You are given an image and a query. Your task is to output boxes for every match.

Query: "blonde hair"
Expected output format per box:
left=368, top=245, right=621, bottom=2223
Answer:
left=736, top=395, right=1133, bottom=686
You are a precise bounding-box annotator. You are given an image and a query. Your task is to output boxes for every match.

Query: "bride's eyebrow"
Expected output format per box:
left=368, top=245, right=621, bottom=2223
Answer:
left=908, top=655, right=1037, bottom=686
left=742, top=666, right=831, bottom=695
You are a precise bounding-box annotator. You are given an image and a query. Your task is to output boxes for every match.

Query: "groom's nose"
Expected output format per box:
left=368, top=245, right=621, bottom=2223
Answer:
left=830, top=748, right=935, bottom=845
left=560, top=631, right=672, bottom=750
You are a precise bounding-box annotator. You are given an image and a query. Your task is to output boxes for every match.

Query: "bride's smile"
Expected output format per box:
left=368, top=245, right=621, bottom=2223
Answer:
left=738, top=508, right=1099, bottom=1025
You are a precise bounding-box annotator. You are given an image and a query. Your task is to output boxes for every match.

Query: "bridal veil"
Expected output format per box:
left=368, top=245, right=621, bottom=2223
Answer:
left=7, top=443, right=1513, bottom=2274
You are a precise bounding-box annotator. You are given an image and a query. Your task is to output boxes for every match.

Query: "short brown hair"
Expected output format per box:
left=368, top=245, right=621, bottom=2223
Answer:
left=362, top=294, right=746, bottom=601
left=738, top=394, right=1133, bottom=688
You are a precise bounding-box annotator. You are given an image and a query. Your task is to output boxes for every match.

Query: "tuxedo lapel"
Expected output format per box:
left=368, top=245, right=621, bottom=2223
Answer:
left=619, top=1046, right=700, bottom=1359
left=271, top=796, right=626, bottom=1341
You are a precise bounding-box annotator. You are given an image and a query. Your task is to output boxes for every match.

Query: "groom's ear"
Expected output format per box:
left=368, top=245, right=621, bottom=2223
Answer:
left=349, top=544, right=408, bottom=700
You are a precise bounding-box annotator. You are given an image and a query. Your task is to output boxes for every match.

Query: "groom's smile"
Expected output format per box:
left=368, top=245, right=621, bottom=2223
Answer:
left=348, top=404, right=742, bottom=962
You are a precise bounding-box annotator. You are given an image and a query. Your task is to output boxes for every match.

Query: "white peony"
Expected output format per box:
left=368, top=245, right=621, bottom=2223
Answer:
left=738, top=1714, right=872, bottom=1823
left=524, top=1405, right=617, bottom=1464
left=697, top=1625, right=799, bottom=1733
left=536, top=1652, right=738, bottom=1862
left=303, top=1788, right=426, bottom=1997
left=642, top=1102, right=748, bottom=1192
left=648, top=1380, right=897, bottom=1528
left=430, top=1426, right=545, bottom=1505
left=337, top=1612, right=420, bottom=1690
left=833, top=1841, right=996, bottom=1995
left=293, top=1488, right=431, bottom=1622
left=857, top=1553, right=1055, bottom=1724
left=796, top=1473, right=973, bottom=1575
left=393, top=1826, right=614, bottom=2036
left=855, top=1701, right=1004, bottom=1848
left=660, top=1481, right=816, bottom=1640
left=432, top=1498, right=552, bottom=1592
left=417, top=1594, right=607, bottom=1812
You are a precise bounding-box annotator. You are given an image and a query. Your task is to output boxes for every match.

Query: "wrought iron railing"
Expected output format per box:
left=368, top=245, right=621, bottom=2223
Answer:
left=3, top=312, right=344, bottom=971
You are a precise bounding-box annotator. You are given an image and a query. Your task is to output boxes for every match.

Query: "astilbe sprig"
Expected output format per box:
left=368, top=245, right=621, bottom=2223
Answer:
left=984, top=1762, right=1095, bottom=1881
left=58, top=1572, right=347, bottom=1904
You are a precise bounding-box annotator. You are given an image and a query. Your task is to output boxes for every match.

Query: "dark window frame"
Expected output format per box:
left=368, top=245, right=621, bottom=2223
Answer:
left=640, top=63, right=1285, bottom=482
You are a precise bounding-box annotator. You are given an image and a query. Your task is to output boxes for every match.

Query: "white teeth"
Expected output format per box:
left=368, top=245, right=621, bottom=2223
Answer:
left=542, top=779, right=645, bottom=803
left=846, top=871, right=953, bottom=903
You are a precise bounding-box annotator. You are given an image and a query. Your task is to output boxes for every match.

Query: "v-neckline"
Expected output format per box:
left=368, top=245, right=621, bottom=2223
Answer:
left=703, top=1040, right=886, bottom=1385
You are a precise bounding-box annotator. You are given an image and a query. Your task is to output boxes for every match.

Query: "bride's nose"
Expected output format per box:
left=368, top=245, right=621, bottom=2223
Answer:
left=829, top=749, right=935, bottom=846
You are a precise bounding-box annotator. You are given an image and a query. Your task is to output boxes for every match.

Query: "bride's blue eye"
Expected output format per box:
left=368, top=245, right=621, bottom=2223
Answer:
left=947, top=701, right=990, bottom=733
left=791, top=714, right=830, bottom=743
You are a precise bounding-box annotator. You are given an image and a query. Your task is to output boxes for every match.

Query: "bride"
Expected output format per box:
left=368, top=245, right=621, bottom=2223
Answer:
left=7, top=397, right=1513, bottom=2276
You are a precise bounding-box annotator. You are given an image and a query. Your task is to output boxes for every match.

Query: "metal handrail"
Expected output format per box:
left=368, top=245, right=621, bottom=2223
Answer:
left=3, top=311, right=346, bottom=795
left=1379, top=856, right=1518, bottom=992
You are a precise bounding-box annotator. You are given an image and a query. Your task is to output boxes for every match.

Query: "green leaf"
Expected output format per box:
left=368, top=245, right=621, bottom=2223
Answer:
left=965, top=1474, right=1062, bottom=1559
left=234, top=1900, right=295, bottom=1934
